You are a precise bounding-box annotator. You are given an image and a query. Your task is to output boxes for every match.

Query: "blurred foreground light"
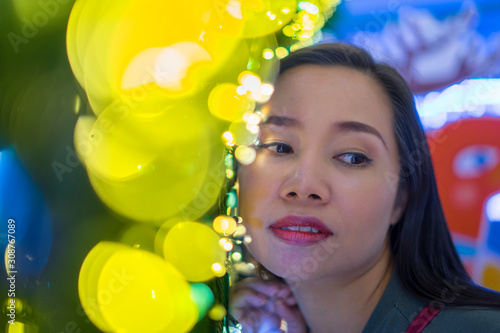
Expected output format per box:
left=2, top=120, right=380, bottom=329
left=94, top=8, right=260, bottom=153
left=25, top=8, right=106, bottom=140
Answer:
left=78, top=242, right=197, bottom=332
left=239, top=71, right=261, bottom=92
left=235, top=146, right=256, bottom=165
left=275, top=46, right=289, bottom=59
left=417, top=79, right=500, bottom=129
left=211, top=262, right=227, bottom=277
left=298, top=1, right=319, bottom=15
left=206, top=0, right=297, bottom=38
left=486, top=193, right=500, bottom=222
left=262, top=48, right=274, bottom=59
left=243, top=235, right=252, bottom=244
left=233, top=225, right=247, bottom=238
left=208, top=83, right=256, bottom=122
left=75, top=97, right=225, bottom=223
left=260, top=83, right=275, bottom=96
left=189, top=283, right=214, bottom=321
left=163, top=222, right=226, bottom=282
left=213, top=216, right=237, bottom=235
left=208, top=304, right=227, bottom=321
left=222, top=131, right=235, bottom=147
left=231, top=252, right=242, bottom=261
left=229, top=121, right=258, bottom=146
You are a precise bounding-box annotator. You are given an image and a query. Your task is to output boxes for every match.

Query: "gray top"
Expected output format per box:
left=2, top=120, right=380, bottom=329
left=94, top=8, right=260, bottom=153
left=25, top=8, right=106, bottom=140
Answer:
left=362, top=270, right=500, bottom=332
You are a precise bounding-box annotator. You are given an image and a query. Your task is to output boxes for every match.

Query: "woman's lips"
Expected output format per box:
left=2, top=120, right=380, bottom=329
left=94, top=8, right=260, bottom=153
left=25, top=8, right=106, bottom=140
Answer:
left=269, top=216, right=333, bottom=245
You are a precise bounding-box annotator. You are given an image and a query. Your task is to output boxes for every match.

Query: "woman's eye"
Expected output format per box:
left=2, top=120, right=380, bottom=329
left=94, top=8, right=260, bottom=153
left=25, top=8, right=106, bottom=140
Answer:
left=336, top=153, right=372, bottom=166
left=258, top=143, right=294, bottom=154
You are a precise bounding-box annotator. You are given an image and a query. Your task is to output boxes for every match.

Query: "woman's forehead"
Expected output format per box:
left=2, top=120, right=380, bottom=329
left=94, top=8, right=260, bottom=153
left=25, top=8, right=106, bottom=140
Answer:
left=264, top=65, right=392, bottom=121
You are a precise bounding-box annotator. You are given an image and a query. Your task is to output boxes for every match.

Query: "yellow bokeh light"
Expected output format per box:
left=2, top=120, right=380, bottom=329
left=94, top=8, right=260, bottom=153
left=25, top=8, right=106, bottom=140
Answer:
left=208, top=304, right=227, bottom=321
left=224, top=242, right=233, bottom=251
left=231, top=252, right=242, bottom=261
left=244, top=235, right=252, bottom=244
left=211, top=262, right=227, bottom=277
left=205, top=0, right=297, bottom=38
left=260, top=83, right=275, bottom=96
left=236, top=85, right=248, bottom=95
left=228, top=121, right=259, bottom=146
left=213, top=215, right=237, bottom=235
left=219, top=237, right=234, bottom=251
left=119, top=224, right=156, bottom=252
left=299, top=1, right=320, bottom=15
left=235, top=146, right=257, bottom=165
left=275, top=47, right=289, bottom=59
left=153, top=218, right=186, bottom=256
left=78, top=242, right=197, bottom=333
left=222, top=131, right=235, bottom=147
left=262, top=48, right=274, bottom=60
left=7, top=321, right=39, bottom=333
left=77, top=96, right=226, bottom=223
left=163, top=222, right=226, bottom=282
left=241, top=74, right=262, bottom=92
left=252, top=88, right=273, bottom=102
left=233, top=225, right=247, bottom=238
left=238, top=71, right=262, bottom=88
left=208, top=83, right=256, bottom=122
left=66, top=0, right=248, bottom=115
left=282, top=25, right=295, bottom=37
left=121, top=42, right=212, bottom=92
left=99, top=249, right=196, bottom=332
left=246, top=113, right=262, bottom=125
left=247, top=124, right=260, bottom=134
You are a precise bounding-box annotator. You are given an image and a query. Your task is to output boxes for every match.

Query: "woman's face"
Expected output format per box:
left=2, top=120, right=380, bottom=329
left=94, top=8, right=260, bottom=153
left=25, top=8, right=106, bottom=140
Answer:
left=238, top=65, right=405, bottom=283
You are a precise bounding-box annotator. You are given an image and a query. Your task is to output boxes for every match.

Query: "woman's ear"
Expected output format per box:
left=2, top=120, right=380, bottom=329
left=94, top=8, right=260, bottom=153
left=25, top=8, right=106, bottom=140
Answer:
left=390, top=188, right=408, bottom=226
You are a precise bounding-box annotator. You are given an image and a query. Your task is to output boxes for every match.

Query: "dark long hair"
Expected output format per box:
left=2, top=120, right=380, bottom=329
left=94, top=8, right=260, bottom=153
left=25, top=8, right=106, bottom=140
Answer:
left=278, top=43, right=500, bottom=308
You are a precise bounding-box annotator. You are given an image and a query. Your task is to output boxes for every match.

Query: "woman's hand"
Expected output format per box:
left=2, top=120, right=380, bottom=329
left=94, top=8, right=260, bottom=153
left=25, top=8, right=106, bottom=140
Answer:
left=230, top=278, right=307, bottom=333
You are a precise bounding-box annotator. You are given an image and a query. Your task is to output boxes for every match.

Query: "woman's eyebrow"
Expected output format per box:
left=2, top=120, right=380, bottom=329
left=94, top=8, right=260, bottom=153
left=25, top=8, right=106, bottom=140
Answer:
left=261, top=117, right=387, bottom=149
left=334, top=121, right=388, bottom=149
left=261, top=115, right=302, bottom=127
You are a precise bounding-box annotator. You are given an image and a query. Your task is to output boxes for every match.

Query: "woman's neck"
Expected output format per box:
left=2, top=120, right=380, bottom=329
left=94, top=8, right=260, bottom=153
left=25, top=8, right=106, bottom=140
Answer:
left=286, top=245, right=394, bottom=333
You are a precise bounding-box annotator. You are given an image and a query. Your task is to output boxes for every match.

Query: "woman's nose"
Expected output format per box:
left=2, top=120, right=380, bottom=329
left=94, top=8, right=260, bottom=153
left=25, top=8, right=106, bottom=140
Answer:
left=278, top=157, right=331, bottom=204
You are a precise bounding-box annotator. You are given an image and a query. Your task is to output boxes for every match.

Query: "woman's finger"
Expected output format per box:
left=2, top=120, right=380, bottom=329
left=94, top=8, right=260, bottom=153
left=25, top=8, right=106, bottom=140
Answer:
left=231, top=288, right=268, bottom=309
left=274, top=300, right=308, bottom=333
left=239, top=308, right=281, bottom=333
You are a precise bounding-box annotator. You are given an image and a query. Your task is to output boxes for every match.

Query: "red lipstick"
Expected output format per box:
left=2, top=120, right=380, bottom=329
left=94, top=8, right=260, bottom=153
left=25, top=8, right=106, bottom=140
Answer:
left=269, top=216, right=333, bottom=245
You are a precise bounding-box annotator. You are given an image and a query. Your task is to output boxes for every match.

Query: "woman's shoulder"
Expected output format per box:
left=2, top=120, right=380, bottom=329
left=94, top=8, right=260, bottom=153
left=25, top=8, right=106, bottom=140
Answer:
left=425, top=306, right=500, bottom=332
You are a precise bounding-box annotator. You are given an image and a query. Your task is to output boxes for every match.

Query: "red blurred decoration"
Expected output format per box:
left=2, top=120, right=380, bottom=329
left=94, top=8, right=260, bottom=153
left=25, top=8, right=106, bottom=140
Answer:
left=428, top=117, right=500, bottom=290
